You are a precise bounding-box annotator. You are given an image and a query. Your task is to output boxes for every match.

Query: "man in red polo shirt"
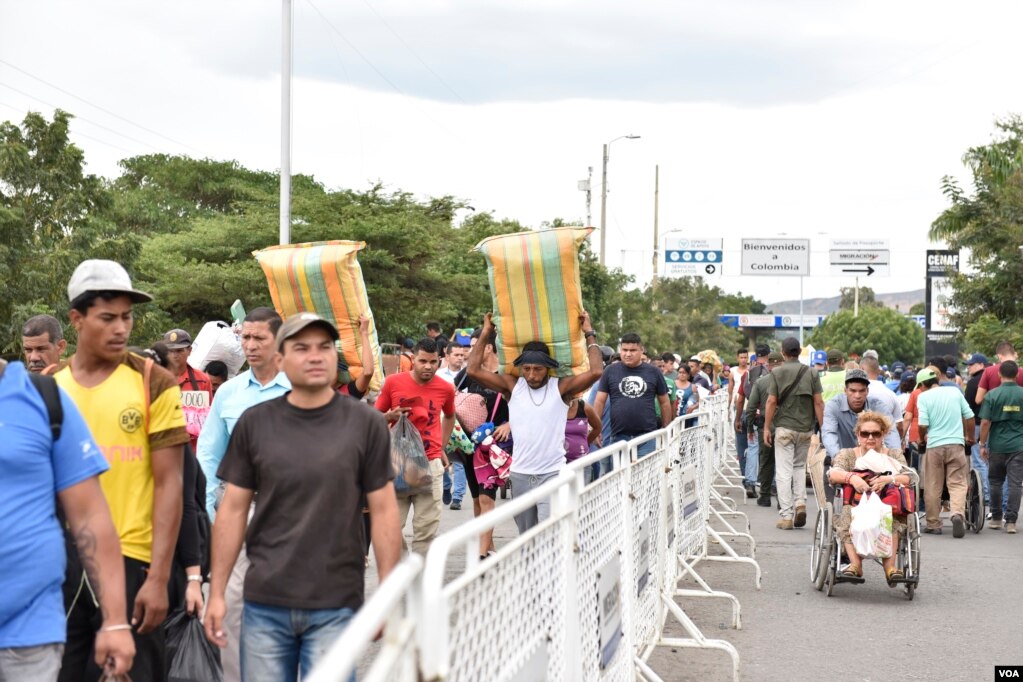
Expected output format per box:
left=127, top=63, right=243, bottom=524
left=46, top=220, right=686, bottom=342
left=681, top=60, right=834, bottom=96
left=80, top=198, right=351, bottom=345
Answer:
left=163, top=328, right=214, bottom=452
left=975, top=341, right=1023, bottom=406
left=376, top=337, right=455, bottom=555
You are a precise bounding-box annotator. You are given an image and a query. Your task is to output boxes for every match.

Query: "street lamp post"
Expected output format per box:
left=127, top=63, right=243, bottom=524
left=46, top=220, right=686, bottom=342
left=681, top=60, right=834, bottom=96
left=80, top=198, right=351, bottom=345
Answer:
left=599, top=134, right=640, bottom=265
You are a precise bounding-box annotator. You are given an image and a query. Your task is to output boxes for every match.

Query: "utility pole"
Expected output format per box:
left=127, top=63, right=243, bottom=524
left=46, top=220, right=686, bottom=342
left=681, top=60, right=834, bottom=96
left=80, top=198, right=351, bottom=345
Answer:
left=598, top=134, right=640, bottom=265
left=652, top=165, right=660, bottom=283
left=599, top=144, right=609, bottom=264
left=279, top=0, right=293, bottom=245
left=583, top=166, right=593, bottom=226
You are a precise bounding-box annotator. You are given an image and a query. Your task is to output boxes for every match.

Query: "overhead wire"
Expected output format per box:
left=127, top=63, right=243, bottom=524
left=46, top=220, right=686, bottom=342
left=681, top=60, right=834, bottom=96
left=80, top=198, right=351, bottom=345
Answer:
left=304, top=0, right=409, bottom=98
left=0, top=99, right=138, bottom=156
left=359, top=0, right=466, bottom=104
left=0, top=58, right=201, bottom=154
left=0, top=80, right=163, bottom=152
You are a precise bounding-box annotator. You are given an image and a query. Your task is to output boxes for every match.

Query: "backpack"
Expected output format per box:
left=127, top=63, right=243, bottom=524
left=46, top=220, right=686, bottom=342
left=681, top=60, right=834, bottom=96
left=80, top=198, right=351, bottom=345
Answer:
left=742, top=364, right=768, bottom=399
left=0, top=359, right=64, bottom=440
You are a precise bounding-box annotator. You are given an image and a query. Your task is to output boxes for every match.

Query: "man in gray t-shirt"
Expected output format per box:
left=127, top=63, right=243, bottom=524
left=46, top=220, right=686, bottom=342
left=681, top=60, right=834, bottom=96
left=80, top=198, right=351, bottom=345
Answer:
left=205, top=314, right=401, bottom=677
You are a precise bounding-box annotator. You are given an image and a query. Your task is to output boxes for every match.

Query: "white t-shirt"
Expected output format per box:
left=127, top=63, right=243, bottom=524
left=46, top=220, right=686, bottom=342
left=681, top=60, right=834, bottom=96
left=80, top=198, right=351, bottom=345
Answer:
left=729, top=366, right=747, bottom=407
left=508, top=377, right=570, bottom=475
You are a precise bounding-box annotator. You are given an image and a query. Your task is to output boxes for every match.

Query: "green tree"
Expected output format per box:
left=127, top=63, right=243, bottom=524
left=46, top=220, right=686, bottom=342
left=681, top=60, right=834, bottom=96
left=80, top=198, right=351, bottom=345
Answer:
left=838, top=286, right=881, bottom=311
left=909, top=302, right=926, bottom=316
left=0, top=110, right=144, bottom=353
left=807, top=307, right=924, bottom=365
left=929, top=116, right=1023, bottom=338
left=630, top=277, right=762, bottom=359
left=961, top=313, right=1023, bottom=357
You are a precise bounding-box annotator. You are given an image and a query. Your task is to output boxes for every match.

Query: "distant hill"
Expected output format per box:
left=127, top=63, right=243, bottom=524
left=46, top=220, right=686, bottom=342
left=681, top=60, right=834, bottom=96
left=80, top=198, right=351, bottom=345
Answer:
left=766, top=289, right=925, bottom=315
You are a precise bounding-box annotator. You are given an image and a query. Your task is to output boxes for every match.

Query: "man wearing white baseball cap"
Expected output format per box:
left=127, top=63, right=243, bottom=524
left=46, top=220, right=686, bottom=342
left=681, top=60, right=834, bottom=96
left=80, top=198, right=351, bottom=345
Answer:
left=56, top=260, right=188, bottom=682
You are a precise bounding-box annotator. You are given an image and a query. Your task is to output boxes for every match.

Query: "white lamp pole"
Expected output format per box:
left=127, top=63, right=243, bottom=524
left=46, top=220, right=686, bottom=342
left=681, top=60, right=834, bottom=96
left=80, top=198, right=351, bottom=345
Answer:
left=599, top=134, right=640, bottom=265
left=279, top=0, right=293, bottom=245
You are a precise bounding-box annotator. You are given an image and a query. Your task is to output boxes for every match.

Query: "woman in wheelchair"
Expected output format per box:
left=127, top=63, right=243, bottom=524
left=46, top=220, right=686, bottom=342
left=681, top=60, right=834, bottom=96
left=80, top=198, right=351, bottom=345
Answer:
left=827, top=411, right=913, bottom=584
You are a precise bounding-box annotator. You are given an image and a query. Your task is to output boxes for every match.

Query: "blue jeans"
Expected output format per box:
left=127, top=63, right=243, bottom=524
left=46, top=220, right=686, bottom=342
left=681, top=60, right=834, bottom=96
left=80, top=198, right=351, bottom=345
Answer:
left=744, top=431, right=759, bottom=485
left=241, top=601, right=356, bottom=682
left=735, top=425, right=749, bottom=482
left=443, top=458, right=467, bottom=502
left=610, top=434, right=656, bottom=459
left=972, top=424, right=990, bottom=504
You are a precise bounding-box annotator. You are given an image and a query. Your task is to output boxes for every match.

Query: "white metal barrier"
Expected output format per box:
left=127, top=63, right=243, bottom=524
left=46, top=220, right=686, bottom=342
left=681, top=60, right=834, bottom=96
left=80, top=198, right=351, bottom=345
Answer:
left=305, top=553, right=423, bottom=682
left=310, top=396, right=759, bottom=682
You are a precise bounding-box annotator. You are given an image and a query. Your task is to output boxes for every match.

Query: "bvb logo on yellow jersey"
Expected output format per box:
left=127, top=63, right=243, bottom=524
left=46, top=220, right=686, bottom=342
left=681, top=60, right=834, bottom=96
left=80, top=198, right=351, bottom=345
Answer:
left=119, top=407, right=144, bottom=433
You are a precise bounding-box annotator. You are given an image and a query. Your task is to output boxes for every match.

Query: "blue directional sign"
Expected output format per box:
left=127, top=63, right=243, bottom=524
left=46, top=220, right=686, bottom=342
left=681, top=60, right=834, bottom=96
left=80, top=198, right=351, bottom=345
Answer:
left=662, top=237, right=723, bottom=277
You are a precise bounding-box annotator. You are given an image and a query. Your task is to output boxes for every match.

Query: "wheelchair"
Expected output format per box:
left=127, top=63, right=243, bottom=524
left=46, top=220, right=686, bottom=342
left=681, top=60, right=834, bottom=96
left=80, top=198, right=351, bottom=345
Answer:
left=808, top=447, right=921, bottom=600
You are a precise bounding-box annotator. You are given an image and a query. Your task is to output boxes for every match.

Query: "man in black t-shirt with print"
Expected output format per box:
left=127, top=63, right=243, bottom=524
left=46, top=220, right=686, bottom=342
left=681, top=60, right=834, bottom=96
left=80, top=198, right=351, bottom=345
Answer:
left=205, top=313, right=400, bottom=681
left=593, top=332, right=671, bottom=458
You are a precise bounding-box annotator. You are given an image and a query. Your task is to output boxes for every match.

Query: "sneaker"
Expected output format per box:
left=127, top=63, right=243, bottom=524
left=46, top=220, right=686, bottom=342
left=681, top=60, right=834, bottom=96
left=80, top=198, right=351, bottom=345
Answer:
left=923, top=527, right=942, bottom=535
left=442, top=489, right=452, bottom=506
left=776, top=518, right=794, bottom=530
left=1007, top=523, right=1017, bottom=534
left=757, top=495, right=772, bottom=507
left=449, top=501, right=462, bottom=510
left=793, top=505, right=807, bottom=528
left=745, top=483, right=757, bottom=498
left=951, top=514, right=966, bottom=538
left=989, top=518, right=1003, bottom=530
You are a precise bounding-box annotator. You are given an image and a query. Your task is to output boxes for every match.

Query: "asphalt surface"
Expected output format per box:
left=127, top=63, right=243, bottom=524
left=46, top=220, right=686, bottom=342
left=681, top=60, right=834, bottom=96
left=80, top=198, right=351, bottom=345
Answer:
left=363, top=483, right=1021, bottom=682
left=647, top=486, right=1023, bottom=682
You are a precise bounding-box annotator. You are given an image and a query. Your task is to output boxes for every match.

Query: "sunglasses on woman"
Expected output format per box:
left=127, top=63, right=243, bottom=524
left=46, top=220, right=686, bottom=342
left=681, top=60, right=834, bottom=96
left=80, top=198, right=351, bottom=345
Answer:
left=858, top=430, right=883, bottom=439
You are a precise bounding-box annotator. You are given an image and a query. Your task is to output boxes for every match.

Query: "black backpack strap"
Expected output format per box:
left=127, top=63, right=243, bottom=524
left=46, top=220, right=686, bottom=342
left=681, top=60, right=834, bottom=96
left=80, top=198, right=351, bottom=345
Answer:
left=28, top=372, right=64, bottom=442
left=775, top=364, right=809, bottom=408
left=186, top=365, right=200, bottom=391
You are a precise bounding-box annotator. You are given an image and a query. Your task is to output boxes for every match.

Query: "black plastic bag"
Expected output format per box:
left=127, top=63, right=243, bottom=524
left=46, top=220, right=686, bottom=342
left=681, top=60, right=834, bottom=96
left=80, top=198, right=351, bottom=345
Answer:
left=164, top=610, right=223, bottom=682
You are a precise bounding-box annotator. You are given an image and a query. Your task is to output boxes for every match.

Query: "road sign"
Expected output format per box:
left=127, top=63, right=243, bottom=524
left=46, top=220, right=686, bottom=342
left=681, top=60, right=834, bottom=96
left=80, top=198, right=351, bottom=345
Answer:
left=663, top=237, right=722, bottom=277
left=829, top=239, right=889, bottom=277
left=741, top=238, right=810, bottom=276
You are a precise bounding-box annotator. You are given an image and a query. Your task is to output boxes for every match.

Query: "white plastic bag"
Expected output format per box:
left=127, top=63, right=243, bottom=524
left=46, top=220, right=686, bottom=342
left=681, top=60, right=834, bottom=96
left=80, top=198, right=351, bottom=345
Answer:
left=188, top=321, right=246, bottom=377
left=850, top=492, right=893, bottom=559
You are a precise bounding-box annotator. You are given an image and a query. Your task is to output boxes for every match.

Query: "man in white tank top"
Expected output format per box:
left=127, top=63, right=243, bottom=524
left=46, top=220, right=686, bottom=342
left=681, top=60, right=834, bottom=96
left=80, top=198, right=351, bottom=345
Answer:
left=466, top=312, right=605, bottom=533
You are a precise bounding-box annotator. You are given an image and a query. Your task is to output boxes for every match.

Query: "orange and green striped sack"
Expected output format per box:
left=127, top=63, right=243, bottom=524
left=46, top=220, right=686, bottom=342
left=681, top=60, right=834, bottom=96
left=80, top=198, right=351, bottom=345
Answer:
left=253, top=240, right=384, bottom=391
left=474, top=226, right=593, bottom=378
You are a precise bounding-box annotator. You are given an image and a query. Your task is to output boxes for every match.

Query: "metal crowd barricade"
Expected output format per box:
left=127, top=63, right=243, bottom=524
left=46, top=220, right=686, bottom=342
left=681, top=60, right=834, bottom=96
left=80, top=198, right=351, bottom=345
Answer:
left=309, top=393, right=757, bottom=682
left=305, top=553, right=423, bottom=682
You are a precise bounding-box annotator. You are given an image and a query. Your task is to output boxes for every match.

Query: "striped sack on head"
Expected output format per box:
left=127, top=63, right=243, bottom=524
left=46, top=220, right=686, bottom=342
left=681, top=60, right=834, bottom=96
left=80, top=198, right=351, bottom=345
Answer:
left=474, top=226, right=594, bottom=378
left=253, top=240, right=384, bottom=391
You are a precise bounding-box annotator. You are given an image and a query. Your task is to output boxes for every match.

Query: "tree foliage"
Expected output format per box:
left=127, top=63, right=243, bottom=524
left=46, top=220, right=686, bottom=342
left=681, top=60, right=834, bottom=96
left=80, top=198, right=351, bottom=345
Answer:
left=0, top=110, right=768, bottom=365
left=838, top=286, right=881, bottom=311
left=807, top=307, right=924, bottom=365
left=0, top=110, right=145, bottom=351
left=929, top=116, right=1023, bottom=338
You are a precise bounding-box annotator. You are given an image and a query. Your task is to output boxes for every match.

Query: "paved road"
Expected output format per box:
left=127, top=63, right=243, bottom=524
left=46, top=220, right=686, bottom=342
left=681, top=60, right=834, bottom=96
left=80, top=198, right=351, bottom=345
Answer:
left=363, top=483, right=1021, bottom=681
left=649, top=486, right=1023, bottom=682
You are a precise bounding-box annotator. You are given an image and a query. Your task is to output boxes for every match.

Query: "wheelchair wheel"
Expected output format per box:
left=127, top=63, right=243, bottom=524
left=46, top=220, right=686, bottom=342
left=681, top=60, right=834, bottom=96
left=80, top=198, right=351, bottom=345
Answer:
left=966, top=468, right=985, bottom=533
left=903, top=513, right=921, bottom=600
left=810, top=507, right=832, bottom=591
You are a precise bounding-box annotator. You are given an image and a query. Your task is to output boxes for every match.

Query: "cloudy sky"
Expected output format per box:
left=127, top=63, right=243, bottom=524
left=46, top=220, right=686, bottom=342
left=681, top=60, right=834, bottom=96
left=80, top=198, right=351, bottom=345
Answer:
left=2, top=1, right=1019, bottom=306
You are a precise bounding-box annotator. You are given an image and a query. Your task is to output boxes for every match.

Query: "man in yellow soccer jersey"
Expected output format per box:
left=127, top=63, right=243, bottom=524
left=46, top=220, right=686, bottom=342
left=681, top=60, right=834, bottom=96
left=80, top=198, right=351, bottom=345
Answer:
left=55, top=260, right=188, bottom=682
